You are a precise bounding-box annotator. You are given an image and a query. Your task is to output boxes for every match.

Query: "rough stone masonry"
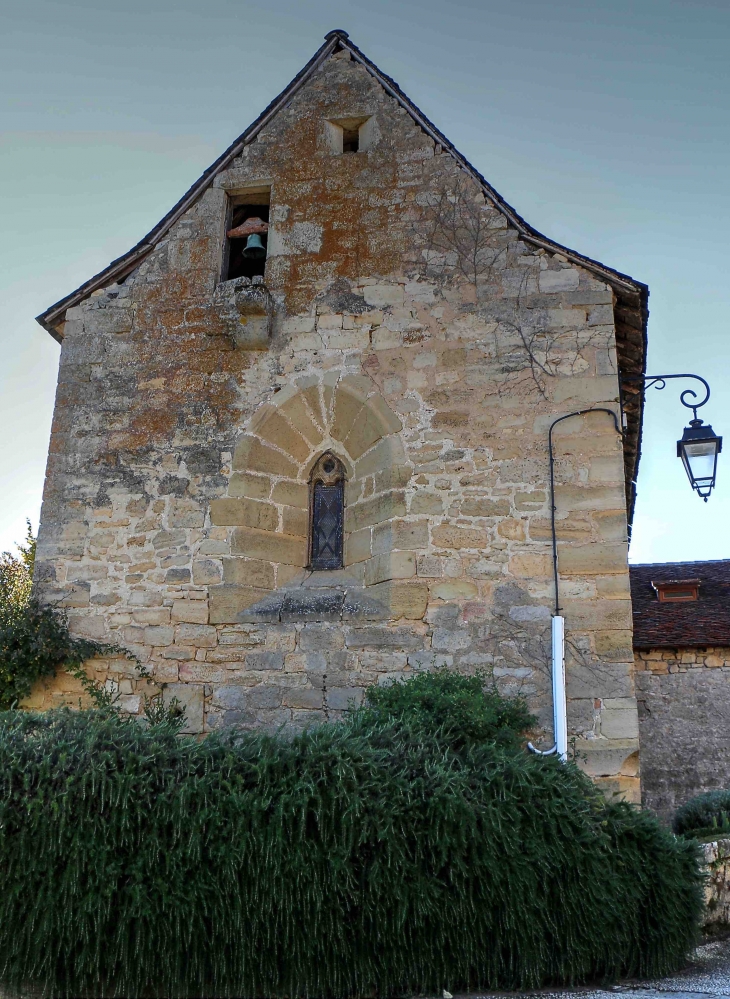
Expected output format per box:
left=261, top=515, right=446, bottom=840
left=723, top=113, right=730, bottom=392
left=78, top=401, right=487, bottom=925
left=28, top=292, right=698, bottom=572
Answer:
left=30, top=31, right=648, bottom=801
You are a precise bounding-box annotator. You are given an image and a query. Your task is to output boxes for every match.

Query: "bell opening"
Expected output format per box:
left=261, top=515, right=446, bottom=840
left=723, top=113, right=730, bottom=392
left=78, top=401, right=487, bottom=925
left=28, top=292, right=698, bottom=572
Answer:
left=225, top=201, right=269, bottom=280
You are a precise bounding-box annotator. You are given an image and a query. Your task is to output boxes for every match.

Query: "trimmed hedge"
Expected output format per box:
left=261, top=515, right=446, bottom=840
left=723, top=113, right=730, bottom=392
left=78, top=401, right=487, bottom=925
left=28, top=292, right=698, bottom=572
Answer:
left=674, top=790, right=730, bottom=839
left=0, top=672, right=704, bottom=998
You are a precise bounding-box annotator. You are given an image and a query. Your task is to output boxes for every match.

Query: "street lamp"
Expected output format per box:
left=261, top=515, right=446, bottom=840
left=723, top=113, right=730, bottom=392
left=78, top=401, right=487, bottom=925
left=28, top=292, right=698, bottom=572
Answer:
left=677, top=420, right=722, bottom=501
left=635, top=373, right=723, bottom=502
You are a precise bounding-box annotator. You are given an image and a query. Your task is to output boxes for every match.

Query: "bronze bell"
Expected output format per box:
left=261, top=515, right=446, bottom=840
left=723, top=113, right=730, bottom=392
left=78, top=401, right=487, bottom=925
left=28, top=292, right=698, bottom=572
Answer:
left=227, top=215, right=269, bottom=262
left=242, top=233, right=266, bottom=259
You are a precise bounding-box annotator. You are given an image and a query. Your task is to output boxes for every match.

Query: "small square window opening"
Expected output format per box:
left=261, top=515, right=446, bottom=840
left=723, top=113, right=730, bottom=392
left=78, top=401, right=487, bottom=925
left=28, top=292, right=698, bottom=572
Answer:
left=342, top=127, right=359, bottom=153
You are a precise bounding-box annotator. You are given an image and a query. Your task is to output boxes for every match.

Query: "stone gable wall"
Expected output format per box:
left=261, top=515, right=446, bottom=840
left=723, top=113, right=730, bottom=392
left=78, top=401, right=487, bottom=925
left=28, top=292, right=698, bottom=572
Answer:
left=30, top=49, right=638, bottom=798
left=636, top=647, right=730, bottom=820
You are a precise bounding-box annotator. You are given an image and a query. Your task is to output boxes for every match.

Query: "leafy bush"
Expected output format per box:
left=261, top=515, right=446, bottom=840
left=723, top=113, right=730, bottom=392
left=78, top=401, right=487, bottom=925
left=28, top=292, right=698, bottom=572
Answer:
left=361, top=665, right=535, bottom=750
left=674, top=790, right=730, bottom=839
left=0, top=672, right=704, bottom=998
left=0, top=523, right=137, bottom=710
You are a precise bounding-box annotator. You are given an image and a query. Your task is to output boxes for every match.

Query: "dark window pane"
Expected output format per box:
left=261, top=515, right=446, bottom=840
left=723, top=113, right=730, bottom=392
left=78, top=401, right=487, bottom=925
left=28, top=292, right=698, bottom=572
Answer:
left=310, top=481, right=344, bottom=570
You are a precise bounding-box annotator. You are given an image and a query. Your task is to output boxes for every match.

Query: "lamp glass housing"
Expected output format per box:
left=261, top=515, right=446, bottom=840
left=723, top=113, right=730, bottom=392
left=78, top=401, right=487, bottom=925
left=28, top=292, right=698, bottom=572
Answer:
left=677, top=420, right=722, bottom=500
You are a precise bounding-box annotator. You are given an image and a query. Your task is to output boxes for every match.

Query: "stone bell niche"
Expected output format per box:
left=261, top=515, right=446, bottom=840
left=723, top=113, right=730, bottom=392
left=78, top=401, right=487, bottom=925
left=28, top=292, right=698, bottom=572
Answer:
left=207, top=371, right=428, bottom=625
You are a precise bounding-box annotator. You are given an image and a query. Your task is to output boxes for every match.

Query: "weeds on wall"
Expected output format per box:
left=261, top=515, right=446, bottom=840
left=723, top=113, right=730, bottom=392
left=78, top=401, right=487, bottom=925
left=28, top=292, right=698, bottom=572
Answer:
left=0, top=524, right=139, bottom=710
left=674, top=790, right=730, bottom=840
left=0, top=669, right=704, bottom=998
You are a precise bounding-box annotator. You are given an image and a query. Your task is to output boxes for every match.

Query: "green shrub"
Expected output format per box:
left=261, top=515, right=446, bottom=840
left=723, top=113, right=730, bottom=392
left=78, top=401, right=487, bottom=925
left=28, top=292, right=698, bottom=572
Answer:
left=361, top=665, right=535, bottom=750
left=674, top=790, right=730, bottom=839
left=0, top=523, right=136, bottom=709
left=0, top=673, right=704, bottom=998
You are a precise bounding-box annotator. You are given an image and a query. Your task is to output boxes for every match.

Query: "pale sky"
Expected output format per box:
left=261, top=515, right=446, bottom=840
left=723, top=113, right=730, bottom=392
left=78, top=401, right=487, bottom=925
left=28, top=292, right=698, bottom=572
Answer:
left=1, top=0, right=728, bottom=564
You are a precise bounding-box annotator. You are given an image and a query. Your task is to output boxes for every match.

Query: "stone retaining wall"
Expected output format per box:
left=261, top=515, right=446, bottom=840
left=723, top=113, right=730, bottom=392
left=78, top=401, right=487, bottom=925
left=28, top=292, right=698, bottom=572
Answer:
left=636, top=648, right=730, bottom=821
left=702, top=838, right=730, bottom=931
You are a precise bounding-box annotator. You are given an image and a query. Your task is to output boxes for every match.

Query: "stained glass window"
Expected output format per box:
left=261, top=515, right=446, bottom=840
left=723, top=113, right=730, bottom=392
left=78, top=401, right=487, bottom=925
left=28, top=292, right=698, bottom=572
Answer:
left=309, top=453, right=345, bottom=570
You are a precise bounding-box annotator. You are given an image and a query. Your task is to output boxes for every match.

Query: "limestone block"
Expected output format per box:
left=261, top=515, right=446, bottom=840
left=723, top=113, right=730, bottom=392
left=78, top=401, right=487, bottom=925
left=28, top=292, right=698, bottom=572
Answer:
left=277, top=394, right=325, bottom=446
left=554, top=485, right=626, bottom=514
left=331, top=376, right=372, bottom=442
left=600, top=698, right=640, bottom=739
left=508, top=605, right=551, bottom=622
left=245, top=651, right=285, bottom=671
left=282, top=506, right=307, bottom=538
left=497, top=519, right=526, bottom=541
left=344, top=396, right=402, bottom=460
left=300, top=380, right=327, bottom=430
left=592, top=511, right=628, bottom=542
left=271, top=479, right=308, bottom=508
left=209, top=584, right=273, bottom=624
left=431, top=524, right=489, bottom=550
left=231, top=528, right=307, bottom=566
left=212, top=279, right=272, bottom=349
left=552, top=377, right=619, bottom=405
left=282, top=687, right=323, bottom=709
left=432, top=629, right=471, bottom=652
left=327, top=687, right=365, bottom=710
left=538, top=268, right=580, bottom=292
left=254, top=408, right=311, bottom=463
left=192, top=559, right=223, bottom=584
left=174, top=624, right=217, bottom=648
left=68, top=614, right=107, bottom=639
left=558, top=543, right=628, bottom=575
left=459, top=497, right=510, bottom=518
left=344, top=527, right=372, bottom=565
left=354, top=435, right=406, bottom=477
left=366, top=581, right=429, bottom=620
left=513, top=490, right=547, bottom=511
left=228, top=472, right=271, bottom=500
left=587, top=305, right=614, bottom=326
left=410, top=491, right=443, bottom=515
left=233, top=436, right=298, bottom=477
left=132, top=608, right=171, bottom=625
left=373, top=519, right=429, bottom=554
left=299, top=625, right=345, bottom=651
left=171, top=600, right=209, bottom=624
left=566, top=661, right=633, bottom=699
left=546, top=308, right=586, bottom=328
left=168, top=500, right=205, bottom=528
left=162, top=683, right=205, bottom=734
left=364, top=551, right=416, bottom=585
left=588, top=456, right=625, bottom=484
left=210, top=498, right=277, bottom=530
left=363, top=285, right=404, bottom=307
left=346, top=491, right=407, bottom=533
left=594, top=630, right=634, bottom=661
left=345, top=626, right=423, bottom=650
left=562, top=598, right=633, bottom=631
left=508, top=553, right=552, bottom=578
left=373, top=466, right=412, bottom=493
left=595, top=575, right=631, bottom=598
left=430, top=580, right=478, bottom=601
left=143, top=626, right=175, bottom=645
left=575, top=739, right=640, bottom=778
left=221, top=557, right=275, bottom=588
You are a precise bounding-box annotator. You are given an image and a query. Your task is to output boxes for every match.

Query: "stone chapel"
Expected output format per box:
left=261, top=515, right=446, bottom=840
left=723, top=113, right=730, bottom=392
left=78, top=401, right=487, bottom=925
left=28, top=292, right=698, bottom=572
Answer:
left=30, top=30, right=648, bottom=801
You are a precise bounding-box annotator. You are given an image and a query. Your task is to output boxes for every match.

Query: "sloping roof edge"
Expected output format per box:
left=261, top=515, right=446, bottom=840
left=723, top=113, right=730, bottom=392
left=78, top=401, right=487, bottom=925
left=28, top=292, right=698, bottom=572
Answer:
left=34, top=28, right=648, bottom=525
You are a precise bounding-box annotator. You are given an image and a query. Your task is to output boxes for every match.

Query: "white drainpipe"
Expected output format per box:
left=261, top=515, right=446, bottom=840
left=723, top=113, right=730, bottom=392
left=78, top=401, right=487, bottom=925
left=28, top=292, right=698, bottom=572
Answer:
left=551, top=615, right=567, bottom=762
left=528, top=408, right=621, bottom=762
left=528, top=615, right=567, bottom=760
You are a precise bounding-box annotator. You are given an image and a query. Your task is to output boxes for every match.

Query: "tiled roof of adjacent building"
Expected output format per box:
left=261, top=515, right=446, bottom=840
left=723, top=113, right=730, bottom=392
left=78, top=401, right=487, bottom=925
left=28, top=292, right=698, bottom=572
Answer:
left=630, top=560, right=730, bottom=648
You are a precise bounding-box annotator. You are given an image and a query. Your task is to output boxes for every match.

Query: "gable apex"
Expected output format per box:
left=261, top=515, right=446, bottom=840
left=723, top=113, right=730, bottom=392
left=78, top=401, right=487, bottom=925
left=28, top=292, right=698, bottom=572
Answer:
left=35, top=29, right=646, bottom=341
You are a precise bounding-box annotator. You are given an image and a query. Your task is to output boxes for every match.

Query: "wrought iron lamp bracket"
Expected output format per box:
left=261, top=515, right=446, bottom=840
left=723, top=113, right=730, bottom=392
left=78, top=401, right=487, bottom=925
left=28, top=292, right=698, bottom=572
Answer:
left=637, top=373, right=711, bottom=422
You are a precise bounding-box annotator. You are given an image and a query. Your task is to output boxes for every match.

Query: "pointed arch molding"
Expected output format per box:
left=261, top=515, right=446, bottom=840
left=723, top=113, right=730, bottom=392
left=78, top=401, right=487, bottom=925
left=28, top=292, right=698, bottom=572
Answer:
left=208, top=373, right=408, bottom=582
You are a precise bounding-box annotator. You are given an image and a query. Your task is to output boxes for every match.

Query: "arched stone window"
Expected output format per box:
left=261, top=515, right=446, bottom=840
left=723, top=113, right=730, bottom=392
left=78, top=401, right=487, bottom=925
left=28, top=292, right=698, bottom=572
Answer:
left=309, top=453, right=346, bottom=570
